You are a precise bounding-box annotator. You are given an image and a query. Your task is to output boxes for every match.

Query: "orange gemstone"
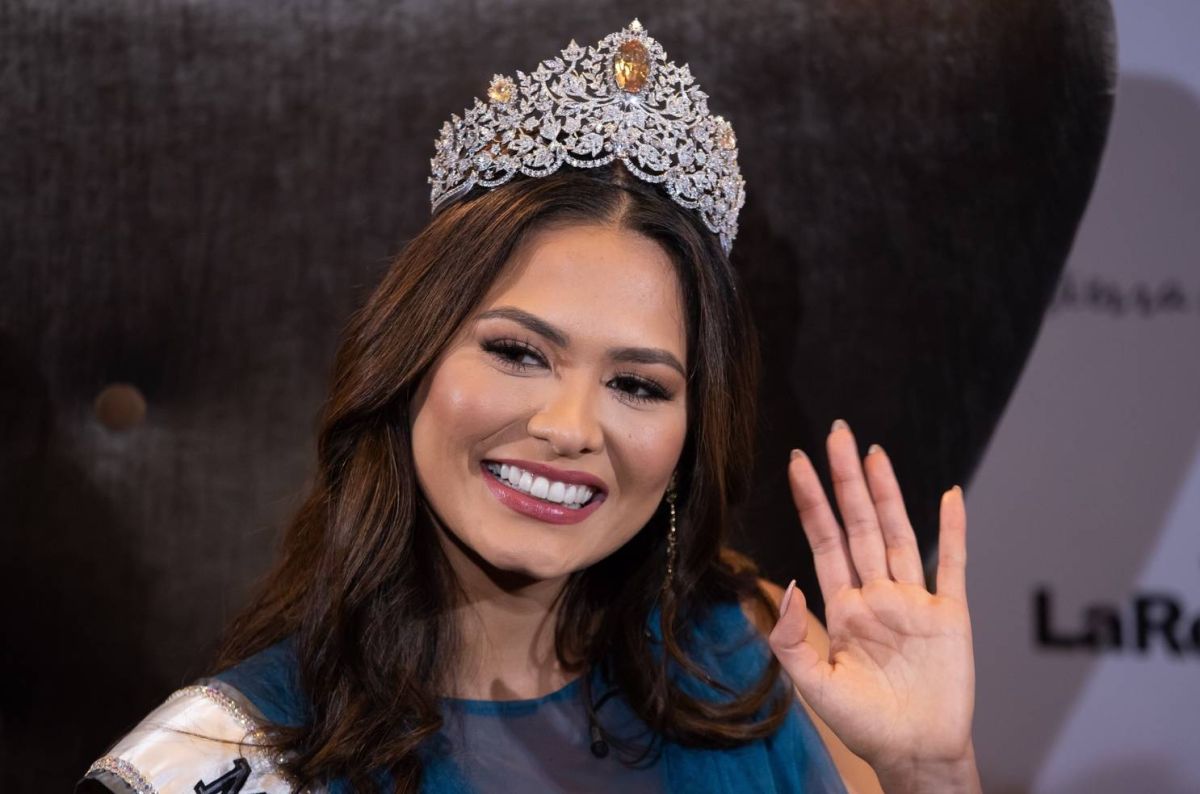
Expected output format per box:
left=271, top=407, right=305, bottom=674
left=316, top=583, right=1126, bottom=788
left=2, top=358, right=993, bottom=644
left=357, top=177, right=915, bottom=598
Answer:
left=613, top=39, right=650, bottom=93
left=715, top=117, right=737, bottom=150
left=487, top=75, right=514, bottom=104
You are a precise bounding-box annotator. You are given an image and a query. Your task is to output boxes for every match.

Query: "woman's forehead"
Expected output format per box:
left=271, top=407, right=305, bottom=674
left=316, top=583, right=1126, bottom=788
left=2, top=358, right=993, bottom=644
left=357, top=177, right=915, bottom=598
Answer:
left=478, top=223, right=688, bottom=355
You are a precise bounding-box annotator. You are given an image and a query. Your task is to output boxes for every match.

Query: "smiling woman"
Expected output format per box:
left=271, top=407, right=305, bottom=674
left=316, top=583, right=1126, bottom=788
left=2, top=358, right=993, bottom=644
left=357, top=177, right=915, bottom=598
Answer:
left=79, top=20, right=979, bottom=794
left=411, top=222, right=689, bottom=585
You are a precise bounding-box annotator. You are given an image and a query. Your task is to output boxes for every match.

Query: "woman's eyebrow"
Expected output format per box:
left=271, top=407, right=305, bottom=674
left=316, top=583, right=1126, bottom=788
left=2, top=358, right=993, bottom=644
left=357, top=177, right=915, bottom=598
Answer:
left=609, top=346, right=685, bottom=377
left=476, top=307, right=569, bottom=346
left=475, top=306, right=686, bottom=377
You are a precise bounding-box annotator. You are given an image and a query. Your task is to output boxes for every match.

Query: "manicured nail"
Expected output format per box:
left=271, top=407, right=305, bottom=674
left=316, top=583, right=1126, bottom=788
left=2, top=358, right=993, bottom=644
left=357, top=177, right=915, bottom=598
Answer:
left=831, top=418, right=849, bottom=433
left=867, top=443, right=882, bottom=455
left=779, top=579, right=797, bottom=618
left=790, top=448, right=803, bottom=460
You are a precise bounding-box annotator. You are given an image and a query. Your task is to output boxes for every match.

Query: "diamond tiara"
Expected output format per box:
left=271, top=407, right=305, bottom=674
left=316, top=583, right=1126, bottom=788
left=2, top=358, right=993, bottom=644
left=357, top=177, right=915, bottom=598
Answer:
left=427, top=19, right=746, bottom=255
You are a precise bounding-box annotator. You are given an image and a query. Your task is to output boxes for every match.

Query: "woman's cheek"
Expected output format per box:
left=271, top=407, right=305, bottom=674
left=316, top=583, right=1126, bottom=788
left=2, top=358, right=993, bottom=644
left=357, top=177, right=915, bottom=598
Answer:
left=610, top=406, right=687, bottom=486
left=430, top=359, right=524, bottom=435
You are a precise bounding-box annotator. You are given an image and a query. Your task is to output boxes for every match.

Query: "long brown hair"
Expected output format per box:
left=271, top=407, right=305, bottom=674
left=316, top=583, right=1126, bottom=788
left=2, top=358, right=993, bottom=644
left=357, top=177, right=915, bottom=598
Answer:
left=216, top=161, right=788, bottom=792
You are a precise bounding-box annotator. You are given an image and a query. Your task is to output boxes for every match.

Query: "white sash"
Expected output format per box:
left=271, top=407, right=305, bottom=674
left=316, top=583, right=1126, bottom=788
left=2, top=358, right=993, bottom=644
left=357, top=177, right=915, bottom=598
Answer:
left=83, top=680, right=310, bottom=793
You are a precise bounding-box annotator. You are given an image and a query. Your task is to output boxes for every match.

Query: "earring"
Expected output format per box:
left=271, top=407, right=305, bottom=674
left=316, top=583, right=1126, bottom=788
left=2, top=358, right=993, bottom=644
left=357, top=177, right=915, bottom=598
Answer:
left=662, top=472, right=678, bottom=594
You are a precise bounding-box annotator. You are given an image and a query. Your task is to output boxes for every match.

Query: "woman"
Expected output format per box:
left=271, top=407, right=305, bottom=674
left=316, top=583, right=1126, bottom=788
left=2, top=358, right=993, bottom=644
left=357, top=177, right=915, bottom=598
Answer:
left=81, top=20, right=979, bottom=794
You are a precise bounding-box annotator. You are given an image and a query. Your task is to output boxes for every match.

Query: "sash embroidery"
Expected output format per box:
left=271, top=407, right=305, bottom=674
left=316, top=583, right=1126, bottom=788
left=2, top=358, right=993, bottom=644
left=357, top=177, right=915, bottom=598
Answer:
left=194, top=758, right=264, bottom=794
left=84, top=682, right=299, bottom=794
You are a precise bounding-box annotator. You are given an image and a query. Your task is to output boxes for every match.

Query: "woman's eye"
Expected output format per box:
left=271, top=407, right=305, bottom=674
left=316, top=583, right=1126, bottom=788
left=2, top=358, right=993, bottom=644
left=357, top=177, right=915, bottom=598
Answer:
left=483, top=339, right=547, bottom=371
left=609, top=374, right=672, bottom=405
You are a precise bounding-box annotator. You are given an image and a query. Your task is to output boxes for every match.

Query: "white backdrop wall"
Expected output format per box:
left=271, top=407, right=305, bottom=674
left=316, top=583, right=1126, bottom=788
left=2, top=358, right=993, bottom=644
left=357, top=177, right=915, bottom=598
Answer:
left=971, top=3, right=1200, bottom=792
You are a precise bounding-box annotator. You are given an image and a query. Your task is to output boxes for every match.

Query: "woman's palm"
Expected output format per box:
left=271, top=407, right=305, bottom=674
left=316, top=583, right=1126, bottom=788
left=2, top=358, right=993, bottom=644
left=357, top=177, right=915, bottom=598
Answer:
left=769, top=420, right=974, bottom=769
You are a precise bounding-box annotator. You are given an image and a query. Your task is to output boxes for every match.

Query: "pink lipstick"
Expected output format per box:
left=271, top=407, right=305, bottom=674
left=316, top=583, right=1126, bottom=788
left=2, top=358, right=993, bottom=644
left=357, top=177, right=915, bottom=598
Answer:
left=480, top=461, right=606, bottom=525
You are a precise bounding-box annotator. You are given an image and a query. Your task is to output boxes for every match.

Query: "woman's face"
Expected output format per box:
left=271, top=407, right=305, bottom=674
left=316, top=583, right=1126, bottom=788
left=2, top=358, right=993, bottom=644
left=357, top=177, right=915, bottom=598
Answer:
left=410, top=221, right=689, bottom=584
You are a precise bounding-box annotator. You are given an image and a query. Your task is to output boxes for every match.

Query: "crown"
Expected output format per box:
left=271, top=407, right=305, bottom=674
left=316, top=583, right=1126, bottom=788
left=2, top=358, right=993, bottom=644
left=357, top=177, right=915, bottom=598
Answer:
left=427, top=19, right=745, bottom=255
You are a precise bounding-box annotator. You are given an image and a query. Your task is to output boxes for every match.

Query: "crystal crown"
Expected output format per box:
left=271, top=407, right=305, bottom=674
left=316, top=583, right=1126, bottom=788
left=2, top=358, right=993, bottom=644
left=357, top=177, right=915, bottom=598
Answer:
left=427, top=19, right=745, bottom=255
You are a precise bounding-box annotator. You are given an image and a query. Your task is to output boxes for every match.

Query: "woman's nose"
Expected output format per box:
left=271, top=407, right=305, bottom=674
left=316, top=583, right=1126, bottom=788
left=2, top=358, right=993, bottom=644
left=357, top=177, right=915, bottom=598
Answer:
left=526, top=378, right=604, bottom=457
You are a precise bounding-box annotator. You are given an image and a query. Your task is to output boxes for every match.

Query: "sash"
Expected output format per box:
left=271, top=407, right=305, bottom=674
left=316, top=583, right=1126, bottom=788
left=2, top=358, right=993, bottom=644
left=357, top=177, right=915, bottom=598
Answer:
left=81, top=679, right=306, bottom=794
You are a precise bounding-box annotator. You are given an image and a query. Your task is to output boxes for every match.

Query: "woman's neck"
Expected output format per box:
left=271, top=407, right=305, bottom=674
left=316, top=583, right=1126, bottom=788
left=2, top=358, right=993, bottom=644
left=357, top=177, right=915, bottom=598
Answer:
left=438, top=528, right=579, bottom=701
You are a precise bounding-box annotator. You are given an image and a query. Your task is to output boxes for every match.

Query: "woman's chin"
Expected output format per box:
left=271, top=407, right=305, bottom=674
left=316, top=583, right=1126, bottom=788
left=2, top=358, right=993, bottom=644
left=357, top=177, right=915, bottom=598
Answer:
left=481, top=551, right=575, bottom=583
left=467, top=536, right=589, bottom=584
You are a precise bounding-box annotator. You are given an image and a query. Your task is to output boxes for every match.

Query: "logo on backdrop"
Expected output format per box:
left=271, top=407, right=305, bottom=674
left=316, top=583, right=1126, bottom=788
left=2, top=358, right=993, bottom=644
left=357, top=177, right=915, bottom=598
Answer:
left=1034, top=586, right=1200, bottom=655
left=1047, top=271, right=1198, bottom=318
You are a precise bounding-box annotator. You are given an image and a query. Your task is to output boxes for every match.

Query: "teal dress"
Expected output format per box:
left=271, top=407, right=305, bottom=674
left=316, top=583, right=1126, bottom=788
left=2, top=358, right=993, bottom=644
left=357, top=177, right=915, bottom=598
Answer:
left=216, top=601, right=847, bottom=793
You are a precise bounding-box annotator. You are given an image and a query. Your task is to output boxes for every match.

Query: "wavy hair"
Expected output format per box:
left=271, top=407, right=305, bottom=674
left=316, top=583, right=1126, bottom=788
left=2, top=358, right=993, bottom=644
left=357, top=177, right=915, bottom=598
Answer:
left=216, top=161, right=788, bottom=792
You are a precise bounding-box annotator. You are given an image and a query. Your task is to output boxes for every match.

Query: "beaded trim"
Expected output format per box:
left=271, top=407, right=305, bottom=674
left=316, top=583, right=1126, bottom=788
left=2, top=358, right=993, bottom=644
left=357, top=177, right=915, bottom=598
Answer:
left=87, top=756, right=157, bottom=794
left=167, top=684, right=262, bottom=733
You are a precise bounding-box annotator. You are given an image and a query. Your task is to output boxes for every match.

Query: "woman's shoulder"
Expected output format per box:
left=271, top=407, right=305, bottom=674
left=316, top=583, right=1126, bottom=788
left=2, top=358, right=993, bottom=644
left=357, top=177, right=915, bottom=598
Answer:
left=663, top=584, right=850, bottom=793
left=78, top=642, right=306, bottom=794
left=210, top=637, right=309, bottom=727
left=78, top=679, right=295, bottom=794
left=667, top=584, right=786, bottom=701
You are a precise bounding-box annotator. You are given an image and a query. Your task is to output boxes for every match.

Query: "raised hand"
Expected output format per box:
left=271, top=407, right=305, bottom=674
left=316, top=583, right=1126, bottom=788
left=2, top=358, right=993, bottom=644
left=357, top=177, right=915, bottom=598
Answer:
left=768, top=419, right=980, bottom=793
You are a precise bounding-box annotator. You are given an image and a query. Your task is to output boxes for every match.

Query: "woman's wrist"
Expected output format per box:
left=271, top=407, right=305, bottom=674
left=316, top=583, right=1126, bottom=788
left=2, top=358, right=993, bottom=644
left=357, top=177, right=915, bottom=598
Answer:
left=871, top=742, right=981, bottom=794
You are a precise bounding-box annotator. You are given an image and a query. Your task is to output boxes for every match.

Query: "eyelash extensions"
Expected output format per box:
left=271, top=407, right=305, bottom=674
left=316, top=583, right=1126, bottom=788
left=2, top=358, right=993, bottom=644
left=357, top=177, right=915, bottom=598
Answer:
left=480, top=338, right=673, bottom=405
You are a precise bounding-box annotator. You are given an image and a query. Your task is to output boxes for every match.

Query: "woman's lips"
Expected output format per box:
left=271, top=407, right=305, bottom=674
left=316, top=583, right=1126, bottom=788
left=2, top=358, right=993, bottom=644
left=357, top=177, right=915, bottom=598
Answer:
left=480, top=462, right=606, bottom=525
left=488, top=457, right=608, bottom=493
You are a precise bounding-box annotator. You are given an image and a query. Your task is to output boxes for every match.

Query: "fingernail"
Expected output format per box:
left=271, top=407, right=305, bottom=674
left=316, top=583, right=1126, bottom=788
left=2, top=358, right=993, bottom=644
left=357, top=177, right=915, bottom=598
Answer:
left=954, top=484, right=963, bottom=495
left=779, top=579, right=797, bottom=618
left=831, top=418, right=849, bottom=433
left=867, top=443, right=882, bottom=455
left=790, top=448, right=803, bottom=460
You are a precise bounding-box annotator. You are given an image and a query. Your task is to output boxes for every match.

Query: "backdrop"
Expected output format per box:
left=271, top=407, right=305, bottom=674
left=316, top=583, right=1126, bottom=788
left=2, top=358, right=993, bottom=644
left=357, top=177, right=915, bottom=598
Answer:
left=0, top=0, right=1114, bottom=789
left=970, top=2, right=1200, bottom=791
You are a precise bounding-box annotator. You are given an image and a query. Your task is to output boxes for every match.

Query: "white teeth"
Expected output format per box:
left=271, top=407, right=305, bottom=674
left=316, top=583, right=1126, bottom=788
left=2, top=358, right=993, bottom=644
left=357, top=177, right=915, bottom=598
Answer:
left=484, top=461, right=599, bottom=509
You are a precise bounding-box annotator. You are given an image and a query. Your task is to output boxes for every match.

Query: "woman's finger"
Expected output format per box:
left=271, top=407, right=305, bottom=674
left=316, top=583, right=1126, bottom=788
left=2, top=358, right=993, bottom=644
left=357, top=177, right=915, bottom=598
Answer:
left=827, top=420, right=890, bottom=583
left=767, top=582, right=831, bottom=699
left=863, top=445, right=925, bottom=586
left=936, top=486, right=968, bottom=603
left=789, top=449, right=860, bottom=600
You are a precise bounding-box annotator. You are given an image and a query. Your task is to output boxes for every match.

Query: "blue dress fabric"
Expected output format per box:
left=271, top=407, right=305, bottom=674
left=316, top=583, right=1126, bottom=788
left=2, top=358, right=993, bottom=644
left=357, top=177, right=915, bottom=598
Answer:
left=216, top=601, right=847, bottom=793
left=432, top=675, right=663, bottom=793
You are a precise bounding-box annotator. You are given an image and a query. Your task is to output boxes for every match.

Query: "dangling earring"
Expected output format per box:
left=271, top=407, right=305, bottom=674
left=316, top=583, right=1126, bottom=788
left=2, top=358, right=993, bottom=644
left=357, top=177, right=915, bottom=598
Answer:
left=662, top=472, right=678, bottom=594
